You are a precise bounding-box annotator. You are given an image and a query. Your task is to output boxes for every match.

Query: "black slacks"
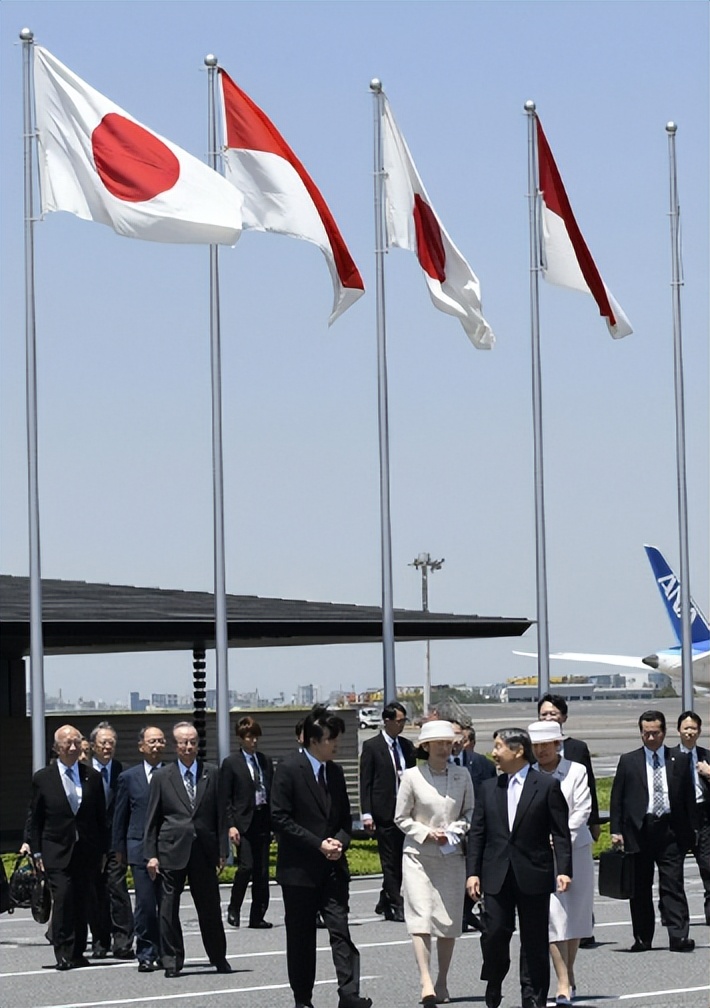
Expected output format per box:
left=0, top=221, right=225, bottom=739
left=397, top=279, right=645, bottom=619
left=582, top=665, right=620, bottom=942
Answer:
left=480, top=867, right=550, bottom=1008
left=631, top=814, right=690, bottom=944
left=690, top=802, right=710, bottom=926
left=158, top=841, right=226, bottom=971
left=228, top=806, right=271, bottom=925
left=88, top=849, right=135, bottom=952
left=374, top=819, right=405, bottom=912
left=131, top=861, right=161, bottom=964
left=45, top=844, right=100, bottom=963
left=282, top=869, right=360, bottom=1005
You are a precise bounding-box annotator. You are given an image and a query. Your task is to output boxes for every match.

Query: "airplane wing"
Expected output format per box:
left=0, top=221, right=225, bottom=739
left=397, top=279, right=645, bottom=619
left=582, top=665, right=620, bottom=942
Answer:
left=513, top=650, right=649, bottom=669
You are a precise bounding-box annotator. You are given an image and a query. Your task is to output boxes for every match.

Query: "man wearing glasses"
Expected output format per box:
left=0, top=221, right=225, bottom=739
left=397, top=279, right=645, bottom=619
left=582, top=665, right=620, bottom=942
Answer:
left=359, top=702, right=415, bottom=921
left=144, top=721, right=230, bottom=977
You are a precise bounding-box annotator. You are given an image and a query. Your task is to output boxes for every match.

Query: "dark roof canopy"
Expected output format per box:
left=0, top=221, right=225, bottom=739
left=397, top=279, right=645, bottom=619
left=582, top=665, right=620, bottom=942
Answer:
left=0, top=575, right=532, bottom=659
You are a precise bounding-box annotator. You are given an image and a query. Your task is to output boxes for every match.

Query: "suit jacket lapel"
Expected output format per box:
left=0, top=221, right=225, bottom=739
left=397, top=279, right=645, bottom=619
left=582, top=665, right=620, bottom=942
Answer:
left=193, top=761, right=209, bottom=812
left=170, top=762, right=194, bottom=813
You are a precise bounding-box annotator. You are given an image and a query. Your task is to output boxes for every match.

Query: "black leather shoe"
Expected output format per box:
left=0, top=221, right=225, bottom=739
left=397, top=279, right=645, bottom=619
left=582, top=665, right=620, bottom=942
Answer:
left=390, top=908, right=405, bottom=923
left=248, top=920, right=273, bottom=929
left=112, top=947, right=135, bottom=960
left=374, top=899, right=386, bottom=915
left=164, top=968, right=180, bottom=978
left=138, top=961, right=156, bottom=972
left=338, top=997, right=372, bottom=1008
left=628, top=939, right=652, bottom=952
left=485, top=982, right=502, bottom=1008
left=55, top=958, right=73, bottom=971
left=227, top=911, right=240, bottom=927
left=579, top=935, right=596, bottom=948
left=91, top=948, right=108, bottom=959
left=669, top=937, right=695, bottom=952
left=213, top=959, right=233, bottom=973
left=70, top=956, right=92, bottom=968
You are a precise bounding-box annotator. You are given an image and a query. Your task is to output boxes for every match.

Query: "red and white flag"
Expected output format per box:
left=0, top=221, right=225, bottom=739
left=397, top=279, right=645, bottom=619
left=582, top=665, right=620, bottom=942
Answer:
left=218, top=68, right=364, bottom=325
left=380, top=95, right=493, bottom=349
left=536, top=117, right=632, bottom=338
left=33, top=47, right=242, bottom=245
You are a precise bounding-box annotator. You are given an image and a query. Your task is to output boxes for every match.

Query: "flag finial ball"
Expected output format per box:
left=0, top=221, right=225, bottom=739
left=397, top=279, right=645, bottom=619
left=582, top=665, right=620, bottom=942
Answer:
left=204, top=54, right=218, bottom=67
left=524, top=100, right=536, bottom=112
left=370, top=78, right=383, bottom=93
left=19, top=27, right=34, bottom=41
left=666, top=121, right=677, bottom=135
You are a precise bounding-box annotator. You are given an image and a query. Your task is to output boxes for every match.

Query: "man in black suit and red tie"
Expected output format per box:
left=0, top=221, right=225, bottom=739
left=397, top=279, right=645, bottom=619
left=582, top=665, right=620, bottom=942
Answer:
left=87, top=720, right=134, bottom=959
left=271, top=705, right=372, bottom=1008
left=611, top=709, right=696, bottom=952
left=29, top=723, right=108, bottom=970
left=144, top=721, right=230, bottom=978
left=112, top=725, right=167, bottom=971
left=359, top=701, right=415, bottom=921
left=466, top=727, right=572, bottom=1008
left=671, top=710, right=710, bottom=926
left=220, top=715, right=274, bottom=929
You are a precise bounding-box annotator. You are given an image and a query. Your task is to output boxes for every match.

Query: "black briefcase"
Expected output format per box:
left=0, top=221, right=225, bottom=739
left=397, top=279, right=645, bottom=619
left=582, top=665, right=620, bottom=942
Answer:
left=598, top=848, right=635, bottom=899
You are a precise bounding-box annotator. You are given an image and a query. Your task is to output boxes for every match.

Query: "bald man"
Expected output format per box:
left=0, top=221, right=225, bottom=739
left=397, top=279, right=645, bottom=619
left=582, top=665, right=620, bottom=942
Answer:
left=29, top=724, right=108, bottom=970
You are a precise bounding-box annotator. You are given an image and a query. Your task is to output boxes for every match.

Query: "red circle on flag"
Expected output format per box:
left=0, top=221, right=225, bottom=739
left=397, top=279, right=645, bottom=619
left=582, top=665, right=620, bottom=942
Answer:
left=92, top=113, right=180, bottom=203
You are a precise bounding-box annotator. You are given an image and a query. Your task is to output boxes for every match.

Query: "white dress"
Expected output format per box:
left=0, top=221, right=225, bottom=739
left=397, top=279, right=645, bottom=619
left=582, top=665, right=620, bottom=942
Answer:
left=535, top=757, right=594, bottom=941
left=394, top=763, right=474, bottom=937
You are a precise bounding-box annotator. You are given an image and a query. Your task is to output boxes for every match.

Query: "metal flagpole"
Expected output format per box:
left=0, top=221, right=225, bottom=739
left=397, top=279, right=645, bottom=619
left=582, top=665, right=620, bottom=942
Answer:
left=20, top=28, right=47, bottom=773
left=205, top=55, right=230, bottom=763
left=665, top=122, right=693, bottom=709
left=369, top=79, right=397, bottom=704
left=524, top=101, right=550, bottom=696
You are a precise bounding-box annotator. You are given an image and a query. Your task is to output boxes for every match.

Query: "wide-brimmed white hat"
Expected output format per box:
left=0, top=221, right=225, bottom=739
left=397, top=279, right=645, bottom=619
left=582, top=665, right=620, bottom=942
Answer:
left=527, top=720, right=563, bottom=744
left=418, top=720, right=457, bottom=745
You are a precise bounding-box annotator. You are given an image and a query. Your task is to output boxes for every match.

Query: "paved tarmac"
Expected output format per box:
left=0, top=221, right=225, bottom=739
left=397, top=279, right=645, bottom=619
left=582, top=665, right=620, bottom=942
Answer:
left=2, top=864, right=707, bottom=1008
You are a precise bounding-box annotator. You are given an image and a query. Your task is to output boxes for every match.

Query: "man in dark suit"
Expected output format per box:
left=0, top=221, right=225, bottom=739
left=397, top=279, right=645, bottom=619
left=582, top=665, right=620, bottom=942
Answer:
left=461, top=726, right=496, bottom=797
left=466, top=727, right=572, bottom=1008
left=144, top=720, right=230, bottom=978
left=610, top=708, right=695, bottom=952
left=29, top=723, right=108, bottom=970
left=671, top=710, right=710, bottom=925
left=87, top=721, right=134, bottom=959
left=271, top=705, right=372, bottom=1008
left=220, top=715, right=274, bottom=929
left=359, top=701, right=415, bottom=921
left=112, top=725, right=167, bottom=971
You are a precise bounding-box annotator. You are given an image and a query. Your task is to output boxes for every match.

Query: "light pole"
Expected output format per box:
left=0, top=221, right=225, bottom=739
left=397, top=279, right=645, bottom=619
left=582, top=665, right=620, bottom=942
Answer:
left=409, top=553, right=445, bottom=716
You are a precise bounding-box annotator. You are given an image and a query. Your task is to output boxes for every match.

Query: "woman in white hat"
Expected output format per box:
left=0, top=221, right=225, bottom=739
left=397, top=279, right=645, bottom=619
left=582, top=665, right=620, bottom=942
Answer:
left=394, top=720, right=475, bottom=1005
left=528, top=720, right=594, bottom=1007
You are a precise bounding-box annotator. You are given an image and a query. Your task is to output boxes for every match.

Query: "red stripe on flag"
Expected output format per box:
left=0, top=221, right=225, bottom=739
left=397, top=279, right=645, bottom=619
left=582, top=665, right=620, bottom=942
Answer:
left=219, top=70, right=363, bottom=292
left=536, top=118, right=617, bottom=328
left=413, top=194, right=446, bottom=282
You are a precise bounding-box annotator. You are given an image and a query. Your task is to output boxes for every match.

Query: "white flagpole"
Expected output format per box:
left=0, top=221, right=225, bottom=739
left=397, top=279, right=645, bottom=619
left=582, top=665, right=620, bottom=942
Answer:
left=20, top=28, right=47, bottom=772
left=524, top=100, right=551, bottom=695
left=665, top=122, right=693, bottom=708
left=205, top=55, right=230, bottom=763
left=370, top=79, right=397, bottom=704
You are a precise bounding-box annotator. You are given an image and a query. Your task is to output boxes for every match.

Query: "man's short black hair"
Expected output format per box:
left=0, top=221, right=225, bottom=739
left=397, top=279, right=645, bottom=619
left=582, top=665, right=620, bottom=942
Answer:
left=303, top=704, right=345, bottom=747
left=383, top=702, right=407, bottom=721
left=537, top=693, right=568, bottom=717
left=638, top=709, right=666, bottom=733
left=493, top=727, right=534, bottom=764
left=677, top=710, right=702, bottom=731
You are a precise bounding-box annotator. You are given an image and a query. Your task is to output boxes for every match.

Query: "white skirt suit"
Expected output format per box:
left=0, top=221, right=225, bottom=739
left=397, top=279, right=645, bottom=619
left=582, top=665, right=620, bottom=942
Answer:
left=394, top=763, right=475, bottom=937
left=534, top=757, right=594, bottom=941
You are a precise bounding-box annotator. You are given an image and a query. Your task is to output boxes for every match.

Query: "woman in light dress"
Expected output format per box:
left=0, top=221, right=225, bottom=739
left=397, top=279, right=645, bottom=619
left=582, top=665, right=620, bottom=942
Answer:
left=395, top=720, right=475, bottom=1006
left=528, top=719, right=594, bottom=1007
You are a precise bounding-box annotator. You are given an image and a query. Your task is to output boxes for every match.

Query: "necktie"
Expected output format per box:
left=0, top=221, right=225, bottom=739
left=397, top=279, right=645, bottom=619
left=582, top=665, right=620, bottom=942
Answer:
left=101, top=765, right=110, bottom=798
left=453, top=756, right=461, bottom=766
left=184, top=768, right=196, bottom=806
left=652, top=752, right=664, bottom=816
left=507, top=775, right=519, bottom=831
left=251, top=755, right=263, bottom=788
left=66, top=766, right=80, bottom=814
left=317, top=764, right=328, bottom=795
left=391, top=741, right=403, bottom=772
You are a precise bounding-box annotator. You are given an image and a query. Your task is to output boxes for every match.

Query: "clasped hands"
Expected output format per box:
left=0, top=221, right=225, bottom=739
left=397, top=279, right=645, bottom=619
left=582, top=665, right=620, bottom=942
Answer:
left=320, top=837, right=343, bottom=861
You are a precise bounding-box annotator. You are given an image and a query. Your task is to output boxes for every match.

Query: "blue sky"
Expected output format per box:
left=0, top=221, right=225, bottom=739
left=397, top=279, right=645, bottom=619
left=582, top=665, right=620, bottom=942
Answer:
left=1, top=1, right=707, bottom=706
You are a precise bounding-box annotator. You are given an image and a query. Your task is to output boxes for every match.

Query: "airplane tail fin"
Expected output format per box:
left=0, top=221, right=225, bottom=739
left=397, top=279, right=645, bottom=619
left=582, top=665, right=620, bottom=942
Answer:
left=644, top=545, right=710, bottom=646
